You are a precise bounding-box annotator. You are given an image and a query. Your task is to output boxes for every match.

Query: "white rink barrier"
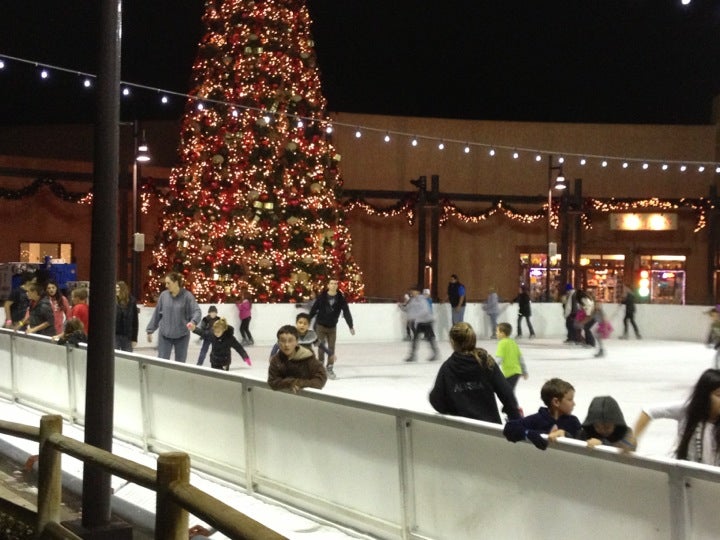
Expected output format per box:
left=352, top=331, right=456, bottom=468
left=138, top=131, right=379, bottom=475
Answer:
left=1, top=327, right=720, bottom=539
left=140, top=301, right=715, bottom=345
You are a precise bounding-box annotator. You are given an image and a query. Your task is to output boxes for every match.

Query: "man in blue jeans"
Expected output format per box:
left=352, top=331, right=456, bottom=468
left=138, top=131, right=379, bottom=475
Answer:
left=447, top=274, right=466, bottom=324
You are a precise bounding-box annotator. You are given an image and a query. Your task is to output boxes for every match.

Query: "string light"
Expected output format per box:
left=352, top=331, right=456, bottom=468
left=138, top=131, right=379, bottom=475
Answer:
left=411, top=137, right=418, bottom=147
left=438, top=141, right=445, bottom=150
left=0, top=52, right=718, bottom=174
left=354, top=128, right=362, bottom=138
left=464, top=144, right=470, bottom=154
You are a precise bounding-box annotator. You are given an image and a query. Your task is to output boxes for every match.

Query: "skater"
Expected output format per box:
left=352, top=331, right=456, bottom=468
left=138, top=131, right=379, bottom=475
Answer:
left=620, top=284, right=642, bottom=339
left=236, top=288, right=254, bottom=346
left=309, top=277, right=355, bottom=380
left=593, top=300, right=613, bottom=358
left=447, top=274, right=466, bottom=324
left=146, top=271, right=202, bottom=363
left=269, top=312, right=336, bottom=365
left=495, top=322, right=527, bottom=393
left=268, top=324, right=327, bottom=393
left=482, top=286, right=500, bottom=338
left=511, top=285, right=535, bottom=338
left=404, top=285, right=439, bottom=363
left=195, top=305, right=219, bottom=366
left=578, top=396, right=636, bottom=451
left=633, top=369, right=720, bottom=465
left=207, top=318, right=251, bottom=371
left=429, top=322, right=519, bottom=423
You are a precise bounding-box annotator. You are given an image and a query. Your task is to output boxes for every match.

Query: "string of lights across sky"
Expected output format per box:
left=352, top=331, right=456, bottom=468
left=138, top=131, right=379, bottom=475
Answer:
left=1, top=52, right=719, bottom=175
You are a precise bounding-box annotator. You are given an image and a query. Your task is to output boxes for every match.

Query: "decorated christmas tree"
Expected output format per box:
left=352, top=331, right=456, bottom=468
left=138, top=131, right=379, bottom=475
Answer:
left=146, top=0, right=364, bottom=303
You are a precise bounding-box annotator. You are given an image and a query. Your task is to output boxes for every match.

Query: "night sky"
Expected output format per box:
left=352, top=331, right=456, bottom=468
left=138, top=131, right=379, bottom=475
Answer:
left=1, top=0, right=719, bottom=125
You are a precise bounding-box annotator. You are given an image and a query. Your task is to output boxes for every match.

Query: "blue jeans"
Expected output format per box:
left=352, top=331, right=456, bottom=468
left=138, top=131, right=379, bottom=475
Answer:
left=197, top=338, right=211, bottom=365
left=451, top=305, right=465, bottom=325
left=157, top=334, right=191, bottom=363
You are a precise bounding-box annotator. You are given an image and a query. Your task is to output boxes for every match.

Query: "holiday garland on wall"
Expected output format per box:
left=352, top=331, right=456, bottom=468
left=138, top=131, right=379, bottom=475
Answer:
left=1, top=176, right=714, bottom=234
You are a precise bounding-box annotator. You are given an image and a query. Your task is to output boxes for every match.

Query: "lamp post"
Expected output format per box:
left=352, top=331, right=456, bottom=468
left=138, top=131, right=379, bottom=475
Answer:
left=546, top=155, right=566, bottom=301
left=131, top=120, right=150, bottom=301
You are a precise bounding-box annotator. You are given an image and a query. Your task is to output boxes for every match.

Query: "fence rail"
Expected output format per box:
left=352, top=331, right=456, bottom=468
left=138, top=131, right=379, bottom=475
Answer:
left=0, top=415, right=285, bottom=539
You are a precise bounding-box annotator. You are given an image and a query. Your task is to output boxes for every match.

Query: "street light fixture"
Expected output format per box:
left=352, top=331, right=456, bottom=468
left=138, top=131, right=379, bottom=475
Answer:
left=546, top=155, right=566, bottom=301
left=131, top=121, right=150, bottom=300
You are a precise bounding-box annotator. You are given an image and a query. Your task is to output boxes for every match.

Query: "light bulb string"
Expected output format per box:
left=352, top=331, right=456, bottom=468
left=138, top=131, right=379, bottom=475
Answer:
left=1, top=52, right=718, bottom=170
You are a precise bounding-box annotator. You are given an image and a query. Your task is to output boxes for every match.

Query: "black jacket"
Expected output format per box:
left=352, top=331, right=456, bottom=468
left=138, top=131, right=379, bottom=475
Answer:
left=115, top=296, right=139, bottom=341
left=309, top=290, right=354, bottom=329
left=429, top=350, right=519, bottom=423
left=209, top=325, right=248, bottom=367
left=513, top=291, right=532, bottom=316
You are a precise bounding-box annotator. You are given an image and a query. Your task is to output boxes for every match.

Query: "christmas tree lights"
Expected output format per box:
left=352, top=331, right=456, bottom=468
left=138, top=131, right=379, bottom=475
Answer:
left=145, top=0, right=364, bottom=303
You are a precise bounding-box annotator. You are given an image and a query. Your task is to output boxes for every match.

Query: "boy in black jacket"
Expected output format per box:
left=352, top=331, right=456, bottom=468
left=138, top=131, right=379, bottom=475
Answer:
left=308, top=278, right=354, bottom=379
left=195, top=305, right=219, bottom=366
left=503, top=377, right=581, bottom=450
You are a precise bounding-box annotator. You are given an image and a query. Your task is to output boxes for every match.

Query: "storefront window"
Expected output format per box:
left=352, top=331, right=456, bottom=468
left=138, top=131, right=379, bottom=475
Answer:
left=519, top=252, right=561, bottom=302
left=579, top=254, right=625, bottom=303
left=638, top=255, right=686, bottom=304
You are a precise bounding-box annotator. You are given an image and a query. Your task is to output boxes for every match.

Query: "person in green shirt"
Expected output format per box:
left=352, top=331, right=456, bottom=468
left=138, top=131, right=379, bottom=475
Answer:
left=495, top=322, right=528, bottom=393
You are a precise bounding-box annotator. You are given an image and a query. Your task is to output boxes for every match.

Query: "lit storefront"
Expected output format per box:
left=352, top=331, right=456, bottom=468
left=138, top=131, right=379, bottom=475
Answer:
left=578, top=254, right=626, bottom=303
left=638, top=255, right=686, bottom=304
left=520, top=251, right=686, bottom=304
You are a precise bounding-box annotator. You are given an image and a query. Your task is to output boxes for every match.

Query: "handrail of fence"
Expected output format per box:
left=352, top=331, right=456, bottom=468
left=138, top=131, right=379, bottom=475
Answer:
left=0, top=415, right=286, bottom=540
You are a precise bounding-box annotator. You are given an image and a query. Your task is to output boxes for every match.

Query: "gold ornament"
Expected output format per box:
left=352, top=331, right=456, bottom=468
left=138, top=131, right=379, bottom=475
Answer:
left=310, top=182, right=322, bottom=194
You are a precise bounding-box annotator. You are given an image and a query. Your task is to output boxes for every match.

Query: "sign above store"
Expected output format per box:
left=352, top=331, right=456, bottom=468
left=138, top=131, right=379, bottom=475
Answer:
left=609, top=213, right=677, bottom=231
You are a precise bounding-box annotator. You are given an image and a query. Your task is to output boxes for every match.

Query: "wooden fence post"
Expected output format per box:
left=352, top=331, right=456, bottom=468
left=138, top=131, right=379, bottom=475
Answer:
left=37, top=414, right=63, bottom=533
left=156, top=452, right=190, bottom=540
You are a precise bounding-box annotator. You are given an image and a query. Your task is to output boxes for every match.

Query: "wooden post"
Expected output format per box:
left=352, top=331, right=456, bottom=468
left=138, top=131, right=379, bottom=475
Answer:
left=37, top=415, right=63, bottom=533
left=156, top=452, right=190, bottom=540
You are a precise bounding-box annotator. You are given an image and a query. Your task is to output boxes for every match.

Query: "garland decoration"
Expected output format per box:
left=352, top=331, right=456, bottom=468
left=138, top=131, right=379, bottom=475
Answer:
left=1, top=177, right=715, bottom=233
left=0, top=177, right=92, bottom=203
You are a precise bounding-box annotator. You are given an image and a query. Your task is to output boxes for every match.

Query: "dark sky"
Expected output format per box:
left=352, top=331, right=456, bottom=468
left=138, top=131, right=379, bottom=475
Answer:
left=1, top=0, right=719, bottom=125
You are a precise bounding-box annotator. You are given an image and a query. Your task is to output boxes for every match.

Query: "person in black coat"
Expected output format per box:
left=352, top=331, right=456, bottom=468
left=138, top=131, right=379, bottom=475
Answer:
left=620, top=285, right=641, bottom=339
left=115, top=281, right=139, bottom=352
left=429, top=322, right=519, bottom=423
left=207, top=318, right=251, bottom=371
left=512, top=285, right=535, bottom=338
left=308, top=278, right=355, bottom=379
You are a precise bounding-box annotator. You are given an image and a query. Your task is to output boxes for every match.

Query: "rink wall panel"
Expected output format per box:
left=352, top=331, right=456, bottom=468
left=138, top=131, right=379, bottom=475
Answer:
left=4, top=325, right=720, bottom=539
left=138, top=301, right=717, bottom=345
